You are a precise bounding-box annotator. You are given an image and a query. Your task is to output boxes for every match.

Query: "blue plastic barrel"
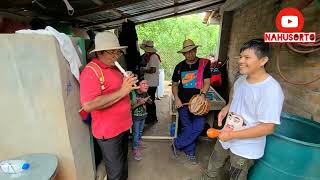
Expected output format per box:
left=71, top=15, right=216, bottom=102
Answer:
left=249, top=112, right=320, bottom=180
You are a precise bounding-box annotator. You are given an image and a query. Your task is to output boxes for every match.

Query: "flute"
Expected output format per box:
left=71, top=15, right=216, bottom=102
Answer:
left=114, top=61, right=138, bottom=87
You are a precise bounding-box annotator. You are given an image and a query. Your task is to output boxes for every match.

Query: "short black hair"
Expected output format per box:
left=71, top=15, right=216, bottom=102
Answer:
left=138, top=76, right=145, bottom=82
left=240, top=38, right=271, bottom=59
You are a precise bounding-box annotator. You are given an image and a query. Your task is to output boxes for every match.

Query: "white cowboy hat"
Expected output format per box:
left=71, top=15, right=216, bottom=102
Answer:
left=139, top=40, right=147, bottom=50
left=144, top=40, right=157, bottom=53
left=177, top=39, right=199, bottom=53
left=90, top=31, right=127, bottom=54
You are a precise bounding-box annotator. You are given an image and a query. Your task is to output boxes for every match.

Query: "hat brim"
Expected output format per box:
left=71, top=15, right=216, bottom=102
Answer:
left=139, top=44, right=146, bottom=50
left=89, top=46, right=128, bottom=54
left=144, top=47, right=157, bottom=53
left=177, top=45, right=199, bottom=53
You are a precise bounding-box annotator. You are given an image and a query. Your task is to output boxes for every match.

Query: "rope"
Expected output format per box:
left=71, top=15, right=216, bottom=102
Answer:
left=285, top=33, right=320, bottom=53
left=293, top=34, right=320, bottom=47
left=272, top=2, right=320, bottom=85
left=275, top=44, right=320, bottom=85
left=273, top=1, right=320, bottom=85
left=286, top=43, right=320, bottom=54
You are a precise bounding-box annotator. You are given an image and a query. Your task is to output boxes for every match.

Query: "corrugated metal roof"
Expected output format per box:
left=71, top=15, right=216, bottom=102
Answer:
left=0, top=0, right=225, bottom=31
left=118, top=0, right=174, bottom=14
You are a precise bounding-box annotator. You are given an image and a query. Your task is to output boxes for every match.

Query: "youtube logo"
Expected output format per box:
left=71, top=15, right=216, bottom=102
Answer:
left=281, top=16, right=298, bottom=28
left=265, top=7, right=315, bottom=43
left=276, top=7, right=304, bottom=32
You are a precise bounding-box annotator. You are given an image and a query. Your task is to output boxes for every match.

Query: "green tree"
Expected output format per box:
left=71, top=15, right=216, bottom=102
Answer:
left=136, top=13, right=220, bottom=80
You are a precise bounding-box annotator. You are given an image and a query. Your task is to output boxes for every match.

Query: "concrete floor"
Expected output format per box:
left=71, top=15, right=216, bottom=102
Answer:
left=127, top=82, right=216, bottom=180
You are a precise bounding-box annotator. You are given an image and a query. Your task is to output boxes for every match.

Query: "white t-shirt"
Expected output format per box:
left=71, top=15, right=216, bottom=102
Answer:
left=219, top=75, right=284, bottom=159
left=144, top=54, right=160, bottom=87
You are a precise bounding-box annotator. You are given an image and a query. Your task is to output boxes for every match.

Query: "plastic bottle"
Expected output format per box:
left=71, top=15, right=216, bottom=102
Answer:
left=170, top=122, right=176, bottom=137
left=0, top=160, right=30, bottom=174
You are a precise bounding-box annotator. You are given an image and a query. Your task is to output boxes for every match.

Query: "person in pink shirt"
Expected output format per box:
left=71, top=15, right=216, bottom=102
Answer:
left=80, top=31, right=138, bottom=180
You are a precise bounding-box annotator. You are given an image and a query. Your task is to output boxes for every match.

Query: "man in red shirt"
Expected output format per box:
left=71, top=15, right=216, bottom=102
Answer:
left=80, top=31, right=138, bottom=180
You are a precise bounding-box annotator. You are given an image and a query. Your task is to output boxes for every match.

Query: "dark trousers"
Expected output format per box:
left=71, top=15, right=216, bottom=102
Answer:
left=93, top=137, right=103, bottom=167
left=146, top=86, right=158, bottom=124
left=174, top=106, right=205, bottom=156
left=201, top=141, right=254, bottom=180
left=96, top=131, right=129, bottom=180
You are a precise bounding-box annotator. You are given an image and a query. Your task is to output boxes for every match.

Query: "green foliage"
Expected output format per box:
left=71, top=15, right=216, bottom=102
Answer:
left=136, top=14, right=220, bottom=80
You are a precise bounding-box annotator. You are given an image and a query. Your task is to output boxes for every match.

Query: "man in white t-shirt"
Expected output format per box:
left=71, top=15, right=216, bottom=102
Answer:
left=140, top=40, right=161, bottom=124
left=198, top=39, right=284, bottom=180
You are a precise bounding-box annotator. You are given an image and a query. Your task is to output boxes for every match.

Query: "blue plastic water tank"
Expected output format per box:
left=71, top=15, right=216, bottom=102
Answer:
left=249, top=112, right=320, bottom=180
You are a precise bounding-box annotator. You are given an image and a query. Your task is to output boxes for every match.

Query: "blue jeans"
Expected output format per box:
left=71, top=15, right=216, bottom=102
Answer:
left=174, top=106, right=205, bottom=156
left=132, top=116, right=146, bottom=149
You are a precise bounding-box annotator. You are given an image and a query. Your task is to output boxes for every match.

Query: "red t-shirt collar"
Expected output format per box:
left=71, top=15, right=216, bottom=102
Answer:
left=91, top=58, right=114, bottom=69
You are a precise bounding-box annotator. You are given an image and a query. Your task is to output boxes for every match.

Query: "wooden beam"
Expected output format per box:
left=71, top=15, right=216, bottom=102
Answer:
left=66, top=0, right=130, bottom=21
left=173, top=0, right=179, bottom=14
left=90, top=0, right=104, bottom=6
left=89, top=0, right=225, bottom=31
left=0, top=0, right=14, bottom=9
left=67, top=0, right=146, bottom=18
left=141, top=136, right=174, bottom=140
left=81, top=0, right=204, bottom=28
left=110, top=9, right=122, bottom=17
left=219, top=0, right=251, bottom=14
left=75, top=17, right=92, bottom=23
left=89, top=0, right=128, bottom=18
left=0, top=11, right=33, bottom=21
left=0, top=0, right=30, bottom=9
left=110, top=9, right=129, bottom=18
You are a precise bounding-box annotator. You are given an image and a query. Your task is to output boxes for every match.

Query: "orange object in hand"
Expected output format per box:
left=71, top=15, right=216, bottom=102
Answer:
left=207, top=128, right=220, bottom=138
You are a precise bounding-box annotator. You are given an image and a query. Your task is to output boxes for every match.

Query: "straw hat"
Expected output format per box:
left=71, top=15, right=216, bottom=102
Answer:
left=139, top=40, right=147, bottom=50
left=177, top=39, right=199, bottom=53
left=143, top=40, right=157, bottom=53
left=90, top=31, right=127, bottom=54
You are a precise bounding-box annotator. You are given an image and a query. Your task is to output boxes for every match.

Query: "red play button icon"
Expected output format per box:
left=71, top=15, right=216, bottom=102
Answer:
left=276, top=7, right=304, bottom=32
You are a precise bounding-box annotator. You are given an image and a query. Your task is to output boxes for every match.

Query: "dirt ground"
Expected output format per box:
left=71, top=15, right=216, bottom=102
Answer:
left=127, top=81, right=216, bottom=180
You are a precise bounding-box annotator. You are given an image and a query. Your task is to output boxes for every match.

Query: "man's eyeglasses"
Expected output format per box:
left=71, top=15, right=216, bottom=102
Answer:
left=104, top=49, right=124, bottom=55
